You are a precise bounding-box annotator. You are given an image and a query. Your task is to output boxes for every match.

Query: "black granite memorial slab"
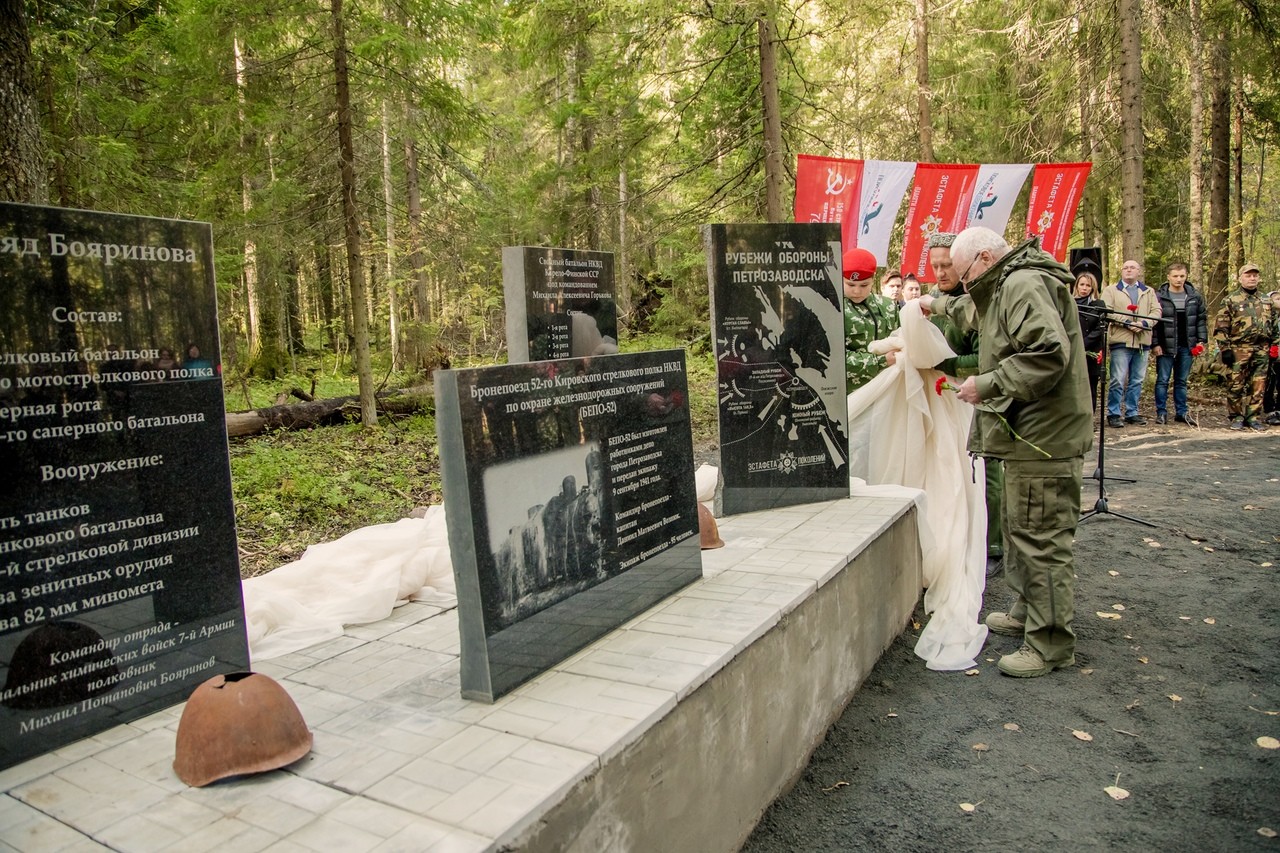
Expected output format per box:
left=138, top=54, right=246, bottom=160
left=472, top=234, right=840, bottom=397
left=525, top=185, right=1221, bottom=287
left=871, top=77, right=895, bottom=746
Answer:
left=705, top=222, right=850, bottom=515
left=435, top=350, right=701, bottom=702
left=502, top=246, right=617, bottom=363
left=0, top=202, right=247, bottom=771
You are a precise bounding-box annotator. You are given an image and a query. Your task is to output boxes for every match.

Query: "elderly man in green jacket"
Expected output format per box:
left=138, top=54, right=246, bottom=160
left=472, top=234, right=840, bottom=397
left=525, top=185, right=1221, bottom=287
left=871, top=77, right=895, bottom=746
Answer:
left=920, top=227, right=1093, bottom=677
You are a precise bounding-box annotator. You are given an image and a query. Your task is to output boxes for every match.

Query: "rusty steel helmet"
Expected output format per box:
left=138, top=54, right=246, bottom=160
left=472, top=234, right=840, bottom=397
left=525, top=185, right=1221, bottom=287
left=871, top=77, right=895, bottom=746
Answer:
left=173, top=671, right=312, bottom=787
left=697, top=503, right=724, bottom=549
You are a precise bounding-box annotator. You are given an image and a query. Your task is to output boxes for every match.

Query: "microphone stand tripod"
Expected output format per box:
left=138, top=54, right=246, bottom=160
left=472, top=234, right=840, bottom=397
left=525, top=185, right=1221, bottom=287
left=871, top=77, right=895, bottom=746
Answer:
left=1076, top=302, right=1158, bottom=527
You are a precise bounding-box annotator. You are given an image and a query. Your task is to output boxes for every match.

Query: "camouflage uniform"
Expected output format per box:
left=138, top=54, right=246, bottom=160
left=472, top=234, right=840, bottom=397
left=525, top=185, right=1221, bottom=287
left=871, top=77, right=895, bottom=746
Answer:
left=1213, top=287, right=1279, bottom=423
left=844, top=293, right=900, bottom=393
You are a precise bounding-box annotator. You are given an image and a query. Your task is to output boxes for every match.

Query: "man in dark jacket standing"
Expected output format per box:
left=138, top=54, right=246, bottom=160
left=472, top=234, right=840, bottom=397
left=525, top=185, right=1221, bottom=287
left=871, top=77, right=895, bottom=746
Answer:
left=1152, top=262, right=1209, bottom=425
left=920, top=227, right=1093, bottom=677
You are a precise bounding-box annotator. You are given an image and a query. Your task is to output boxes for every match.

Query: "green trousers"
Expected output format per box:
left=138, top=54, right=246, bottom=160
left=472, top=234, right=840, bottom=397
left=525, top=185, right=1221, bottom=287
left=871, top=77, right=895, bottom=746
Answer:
left=985, top=458, right=1003, bottom=558
left=1002, top=457, right=1083, bottom=664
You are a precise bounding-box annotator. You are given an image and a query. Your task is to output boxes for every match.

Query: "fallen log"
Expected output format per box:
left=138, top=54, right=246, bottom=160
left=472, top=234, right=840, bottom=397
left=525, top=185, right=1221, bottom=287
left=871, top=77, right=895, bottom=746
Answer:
left=273, top=387, right=315, bottom=405
left=225, top=385, right=434, bottom=437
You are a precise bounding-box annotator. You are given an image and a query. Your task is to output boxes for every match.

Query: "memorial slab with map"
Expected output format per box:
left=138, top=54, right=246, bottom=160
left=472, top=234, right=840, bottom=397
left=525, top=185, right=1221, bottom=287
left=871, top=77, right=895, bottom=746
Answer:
left=434, top=350, right=701, bottom=702
left=705, top=222, right=850, bottom=515
left=502, top=246, right=618, bottom=363
left=0, top=202, right=248, bottom=771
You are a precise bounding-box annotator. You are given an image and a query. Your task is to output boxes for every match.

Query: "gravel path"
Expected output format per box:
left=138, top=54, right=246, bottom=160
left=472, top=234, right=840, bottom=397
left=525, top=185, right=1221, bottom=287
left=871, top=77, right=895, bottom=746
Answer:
left=742, top=424, right=1280, bottom=851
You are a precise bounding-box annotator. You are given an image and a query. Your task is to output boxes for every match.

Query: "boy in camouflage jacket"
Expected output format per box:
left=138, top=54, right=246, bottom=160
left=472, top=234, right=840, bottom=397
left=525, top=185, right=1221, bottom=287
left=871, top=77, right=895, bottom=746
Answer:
left=843, top=248, right=900, bottom=393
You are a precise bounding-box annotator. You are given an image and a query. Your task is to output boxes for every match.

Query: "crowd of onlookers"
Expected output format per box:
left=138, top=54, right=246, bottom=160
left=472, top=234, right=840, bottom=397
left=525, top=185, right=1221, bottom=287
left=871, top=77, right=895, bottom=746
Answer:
left=1071, top=259, right=1279, bottom=431
left=850, top=252, right=1280, bottom=432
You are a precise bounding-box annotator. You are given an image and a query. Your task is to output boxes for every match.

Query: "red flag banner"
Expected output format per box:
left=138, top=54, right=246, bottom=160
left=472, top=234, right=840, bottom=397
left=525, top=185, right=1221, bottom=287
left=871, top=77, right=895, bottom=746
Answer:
left=794, top=154, right=863, bottom=252
left=1024, top=162, right=1092, bottom=262
left=900, top=163, right=979, bottom=282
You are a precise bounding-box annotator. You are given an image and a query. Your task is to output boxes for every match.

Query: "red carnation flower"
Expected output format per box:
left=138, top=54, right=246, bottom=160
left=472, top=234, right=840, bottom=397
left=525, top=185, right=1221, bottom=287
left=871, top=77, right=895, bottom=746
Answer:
left=1097, top=351, right=1104, bottom=365
left=935, top=376, right=956, bottom=396
left=1271, top=345, right=1279, bottom=359
left=1126, top=303, right=1138, bottom=312
left=1191, top=344, right=1205, bottom=357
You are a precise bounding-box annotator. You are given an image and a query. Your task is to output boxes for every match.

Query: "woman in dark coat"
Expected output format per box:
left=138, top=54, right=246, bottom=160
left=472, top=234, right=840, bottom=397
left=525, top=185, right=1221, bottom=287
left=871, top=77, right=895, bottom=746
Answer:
left=1074, top=272, right=1106, bottom=412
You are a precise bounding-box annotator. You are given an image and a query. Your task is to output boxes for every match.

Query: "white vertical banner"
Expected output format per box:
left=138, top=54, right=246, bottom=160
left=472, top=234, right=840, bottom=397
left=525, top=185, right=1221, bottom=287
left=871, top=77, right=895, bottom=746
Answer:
left=964, top=163, right=1033, bottom=235
left=854, top=160, right=917, bottom=267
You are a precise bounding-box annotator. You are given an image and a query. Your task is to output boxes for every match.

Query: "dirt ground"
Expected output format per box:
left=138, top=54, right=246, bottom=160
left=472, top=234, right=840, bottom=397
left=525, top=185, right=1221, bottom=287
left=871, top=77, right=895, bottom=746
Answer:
left=741, top=414, right=1280, bottom=851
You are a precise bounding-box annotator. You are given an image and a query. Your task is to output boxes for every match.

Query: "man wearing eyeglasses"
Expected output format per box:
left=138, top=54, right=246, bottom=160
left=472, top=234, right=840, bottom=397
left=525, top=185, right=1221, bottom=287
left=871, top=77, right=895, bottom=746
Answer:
left=919, top=227, right=1092, bottom=678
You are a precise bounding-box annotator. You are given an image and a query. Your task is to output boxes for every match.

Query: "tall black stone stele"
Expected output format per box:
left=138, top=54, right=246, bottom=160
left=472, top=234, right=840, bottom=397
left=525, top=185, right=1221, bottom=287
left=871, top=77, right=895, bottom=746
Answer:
left=705, top=222, right=850, bottom=515
left=0, top=203, right=248, bottom=771
left=435, top=350, right=702, bottom=702
left=502, top=246, right=617, bottom=363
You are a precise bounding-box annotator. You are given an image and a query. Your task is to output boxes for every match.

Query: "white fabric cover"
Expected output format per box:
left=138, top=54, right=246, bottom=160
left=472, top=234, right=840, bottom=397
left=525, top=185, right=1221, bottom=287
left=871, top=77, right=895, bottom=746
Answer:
left=847, top=300, right=989, bottom=670
left=242, top=509, right=457, bottom=661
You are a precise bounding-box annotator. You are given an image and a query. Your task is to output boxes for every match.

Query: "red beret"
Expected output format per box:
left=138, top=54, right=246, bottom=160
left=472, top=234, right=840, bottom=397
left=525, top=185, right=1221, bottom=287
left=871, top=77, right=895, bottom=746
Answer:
left=842, top=247, right=878, bottom=281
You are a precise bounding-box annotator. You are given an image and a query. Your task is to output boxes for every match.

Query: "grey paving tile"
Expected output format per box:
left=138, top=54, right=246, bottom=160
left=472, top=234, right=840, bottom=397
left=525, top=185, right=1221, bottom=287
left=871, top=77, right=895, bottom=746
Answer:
left=0, top=794, right=104, bottom=852
left=0, top=493, right=912, bottom=853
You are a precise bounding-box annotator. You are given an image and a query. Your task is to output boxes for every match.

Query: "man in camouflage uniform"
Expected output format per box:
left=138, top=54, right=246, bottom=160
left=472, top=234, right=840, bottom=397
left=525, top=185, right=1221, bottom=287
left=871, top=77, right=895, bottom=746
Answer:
left=843, top=246, right=900, bottom=393
left=1214, top=262, right=1279, bottom=431
left=927, top=232, right=1003, bottom=578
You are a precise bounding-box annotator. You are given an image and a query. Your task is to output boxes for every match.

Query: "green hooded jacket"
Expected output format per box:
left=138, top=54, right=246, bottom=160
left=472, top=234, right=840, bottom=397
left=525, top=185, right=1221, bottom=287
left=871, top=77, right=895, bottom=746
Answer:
left=934, top=239, right=1094, bottom=461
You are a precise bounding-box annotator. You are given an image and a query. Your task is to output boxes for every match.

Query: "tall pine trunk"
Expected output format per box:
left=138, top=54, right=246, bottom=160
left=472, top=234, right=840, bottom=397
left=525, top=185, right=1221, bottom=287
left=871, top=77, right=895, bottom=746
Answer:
left=1188, top=0, right=1205, bottom=283
left=618, top=169, right=629, bottom=317
left=234, top=36, right=262, bottom=362
left=758, top=12, right=783, bottom=221
left=381, top=101, right=401, bottom=372
left=285, top=249, right=304, bottom=358
left=1076, top=1, right=1103, bottom=255
left=332, top=0, right=377, bottom=426
left=1206, top=32, right=1231, bottom=306
left=916, top=0, right=934, bottom=162
left=1231, top=67, right=1244, bottom=268
left=1118, top=0, right=1144, bottom=265
left=568, top=28, right=599, bottom=246
left=0, top=0, right=47, bottom=203
left=404, top=132, right=430, bottom=324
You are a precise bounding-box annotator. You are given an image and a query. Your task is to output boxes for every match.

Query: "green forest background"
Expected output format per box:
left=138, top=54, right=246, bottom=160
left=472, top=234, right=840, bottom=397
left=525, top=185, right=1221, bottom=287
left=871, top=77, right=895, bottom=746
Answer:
left=8, top=0, right=1279, bottom=382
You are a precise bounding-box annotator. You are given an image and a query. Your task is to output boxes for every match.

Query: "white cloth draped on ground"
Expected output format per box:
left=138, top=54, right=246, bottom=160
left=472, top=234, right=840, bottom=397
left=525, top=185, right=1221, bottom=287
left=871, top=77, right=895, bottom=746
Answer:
left=242, top=465, right=724, bottom=663
left=846, top=300, right=989, bottom=671
left=242, top=509, right=457, bottom=661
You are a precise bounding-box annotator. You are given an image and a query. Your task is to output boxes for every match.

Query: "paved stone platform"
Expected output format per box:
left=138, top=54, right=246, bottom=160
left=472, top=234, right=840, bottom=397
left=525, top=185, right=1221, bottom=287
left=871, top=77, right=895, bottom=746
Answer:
left=0, top=492, right=919, bottom=853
